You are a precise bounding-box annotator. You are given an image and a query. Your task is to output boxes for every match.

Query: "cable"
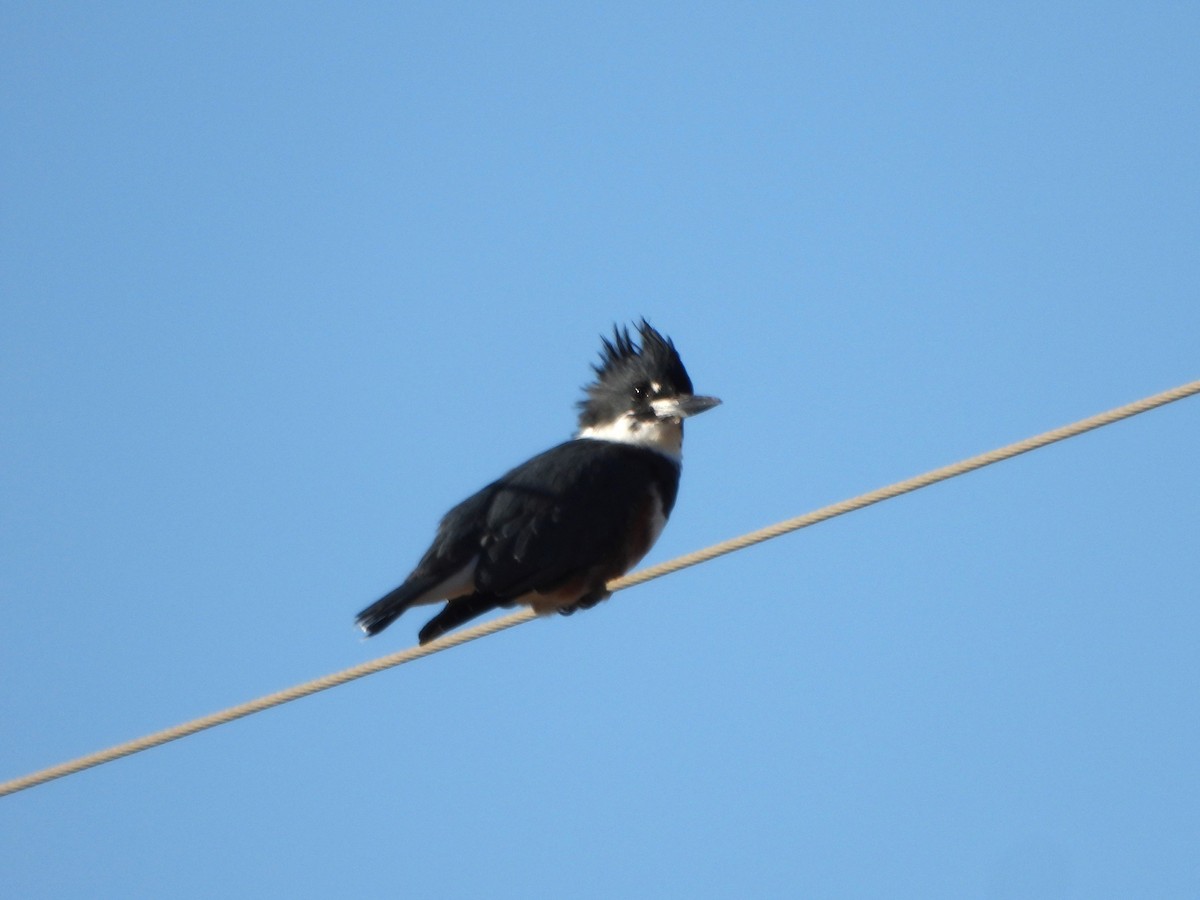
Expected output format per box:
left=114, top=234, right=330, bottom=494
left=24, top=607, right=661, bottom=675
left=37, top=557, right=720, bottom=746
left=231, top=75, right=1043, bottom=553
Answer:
left=610, top=378, right=1200, bottom=590
left=2, top=378, right=1197, bottom=798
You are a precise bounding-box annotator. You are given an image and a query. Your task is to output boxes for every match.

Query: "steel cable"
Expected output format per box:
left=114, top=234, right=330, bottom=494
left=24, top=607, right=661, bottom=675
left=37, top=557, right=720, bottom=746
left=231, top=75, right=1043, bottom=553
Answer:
left=2, top=378, right=1196, bottom=798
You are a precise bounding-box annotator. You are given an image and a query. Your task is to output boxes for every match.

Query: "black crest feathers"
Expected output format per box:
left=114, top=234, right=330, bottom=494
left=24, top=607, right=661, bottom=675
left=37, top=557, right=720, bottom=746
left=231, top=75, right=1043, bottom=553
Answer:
left=577, top=320, right=694, bottom=427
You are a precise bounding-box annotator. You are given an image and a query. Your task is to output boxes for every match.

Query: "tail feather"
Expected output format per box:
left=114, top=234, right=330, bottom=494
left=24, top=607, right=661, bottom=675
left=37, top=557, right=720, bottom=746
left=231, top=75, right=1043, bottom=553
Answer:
left=355, top=574, right=441, bottom=636
left=418, top=593, right=502, bottom=645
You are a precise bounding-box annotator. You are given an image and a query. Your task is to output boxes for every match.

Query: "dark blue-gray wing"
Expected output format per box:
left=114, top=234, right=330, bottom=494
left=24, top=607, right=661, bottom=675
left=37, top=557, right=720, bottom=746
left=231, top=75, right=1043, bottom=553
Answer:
left=357, top=439, right=679, bottom=637
left=474, top=440, right=680, bottom=600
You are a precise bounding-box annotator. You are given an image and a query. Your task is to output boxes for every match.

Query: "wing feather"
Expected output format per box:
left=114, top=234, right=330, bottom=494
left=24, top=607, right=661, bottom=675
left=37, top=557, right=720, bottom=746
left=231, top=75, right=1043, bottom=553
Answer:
left=473, top=440, right=680, bottom=599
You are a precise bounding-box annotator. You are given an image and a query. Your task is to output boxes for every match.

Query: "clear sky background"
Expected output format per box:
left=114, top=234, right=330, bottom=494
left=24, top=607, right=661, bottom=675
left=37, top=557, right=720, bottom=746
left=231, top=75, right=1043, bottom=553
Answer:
left=2, top=4, right=1198, bottom=898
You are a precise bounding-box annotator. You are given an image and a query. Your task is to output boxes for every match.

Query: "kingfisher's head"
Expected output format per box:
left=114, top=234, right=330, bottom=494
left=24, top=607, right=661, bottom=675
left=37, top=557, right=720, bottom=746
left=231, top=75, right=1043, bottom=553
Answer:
left=576, top=320, right=720, bottom=459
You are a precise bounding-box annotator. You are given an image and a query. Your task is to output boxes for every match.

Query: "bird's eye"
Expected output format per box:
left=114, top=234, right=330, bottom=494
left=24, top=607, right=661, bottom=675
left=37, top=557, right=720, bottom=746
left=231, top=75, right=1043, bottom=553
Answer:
left=633, top=383, right=650, bottom=400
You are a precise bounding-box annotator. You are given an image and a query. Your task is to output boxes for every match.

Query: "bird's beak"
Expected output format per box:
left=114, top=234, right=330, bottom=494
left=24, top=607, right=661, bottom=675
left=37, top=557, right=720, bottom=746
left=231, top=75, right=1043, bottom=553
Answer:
left=651, top=394, right=722, bottom=420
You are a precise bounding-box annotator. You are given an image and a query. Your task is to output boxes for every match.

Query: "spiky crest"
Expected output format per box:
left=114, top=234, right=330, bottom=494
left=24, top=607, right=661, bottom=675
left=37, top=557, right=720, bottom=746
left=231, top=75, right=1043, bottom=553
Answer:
left=576, top=320, right=694, bottom=429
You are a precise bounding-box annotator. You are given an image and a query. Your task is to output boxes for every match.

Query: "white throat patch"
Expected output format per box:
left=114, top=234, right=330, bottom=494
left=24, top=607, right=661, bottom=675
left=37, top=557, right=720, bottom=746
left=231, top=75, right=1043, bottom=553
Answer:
left=578, top=413, right=683, bottom=460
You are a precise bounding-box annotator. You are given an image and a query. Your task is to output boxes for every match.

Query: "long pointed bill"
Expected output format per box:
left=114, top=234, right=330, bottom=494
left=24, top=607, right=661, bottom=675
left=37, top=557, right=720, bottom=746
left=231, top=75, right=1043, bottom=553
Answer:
left=650, top=394, right=722, bottom=420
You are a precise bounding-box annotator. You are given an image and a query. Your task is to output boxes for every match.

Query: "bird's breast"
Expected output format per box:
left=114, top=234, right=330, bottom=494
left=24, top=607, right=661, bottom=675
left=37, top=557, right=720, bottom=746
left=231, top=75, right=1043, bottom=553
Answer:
left=620, top=487, right=668, bottom=574
left=523, top=486, right=669, bottom=615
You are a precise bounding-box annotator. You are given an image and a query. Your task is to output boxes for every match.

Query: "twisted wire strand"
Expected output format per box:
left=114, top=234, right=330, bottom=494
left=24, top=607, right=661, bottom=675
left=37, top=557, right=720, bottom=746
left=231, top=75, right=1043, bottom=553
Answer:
left=610, top=379, right=1200, bottom=590
left=2, top=378, right=1197, bottom=798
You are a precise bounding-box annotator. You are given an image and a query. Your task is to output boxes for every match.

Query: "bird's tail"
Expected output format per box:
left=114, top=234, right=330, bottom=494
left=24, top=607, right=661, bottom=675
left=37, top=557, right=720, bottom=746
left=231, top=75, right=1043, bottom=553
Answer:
left=417, top=593, right=503, bottom=644
left=355, top=575, right=441, bottom=636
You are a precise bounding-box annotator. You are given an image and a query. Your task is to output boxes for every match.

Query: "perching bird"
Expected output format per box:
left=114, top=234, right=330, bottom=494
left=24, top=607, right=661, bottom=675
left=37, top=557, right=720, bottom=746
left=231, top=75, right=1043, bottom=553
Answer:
left=355, top=320, right=720, bottom=644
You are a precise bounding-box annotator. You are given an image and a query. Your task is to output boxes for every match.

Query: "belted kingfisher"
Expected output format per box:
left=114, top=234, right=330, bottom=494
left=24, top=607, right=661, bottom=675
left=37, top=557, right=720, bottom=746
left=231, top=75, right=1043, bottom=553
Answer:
left=355, top=320, right=720, bottom=644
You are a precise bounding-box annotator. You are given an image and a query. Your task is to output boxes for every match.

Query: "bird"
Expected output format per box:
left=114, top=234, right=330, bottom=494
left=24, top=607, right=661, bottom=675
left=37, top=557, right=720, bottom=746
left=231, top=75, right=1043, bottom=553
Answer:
left=355, top=319, right=720, bottom=645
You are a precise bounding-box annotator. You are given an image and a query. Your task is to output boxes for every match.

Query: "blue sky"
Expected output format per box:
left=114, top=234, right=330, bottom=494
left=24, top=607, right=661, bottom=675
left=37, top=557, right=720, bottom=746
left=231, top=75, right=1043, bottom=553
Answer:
left=2, top=3, right=1198, bottom=897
